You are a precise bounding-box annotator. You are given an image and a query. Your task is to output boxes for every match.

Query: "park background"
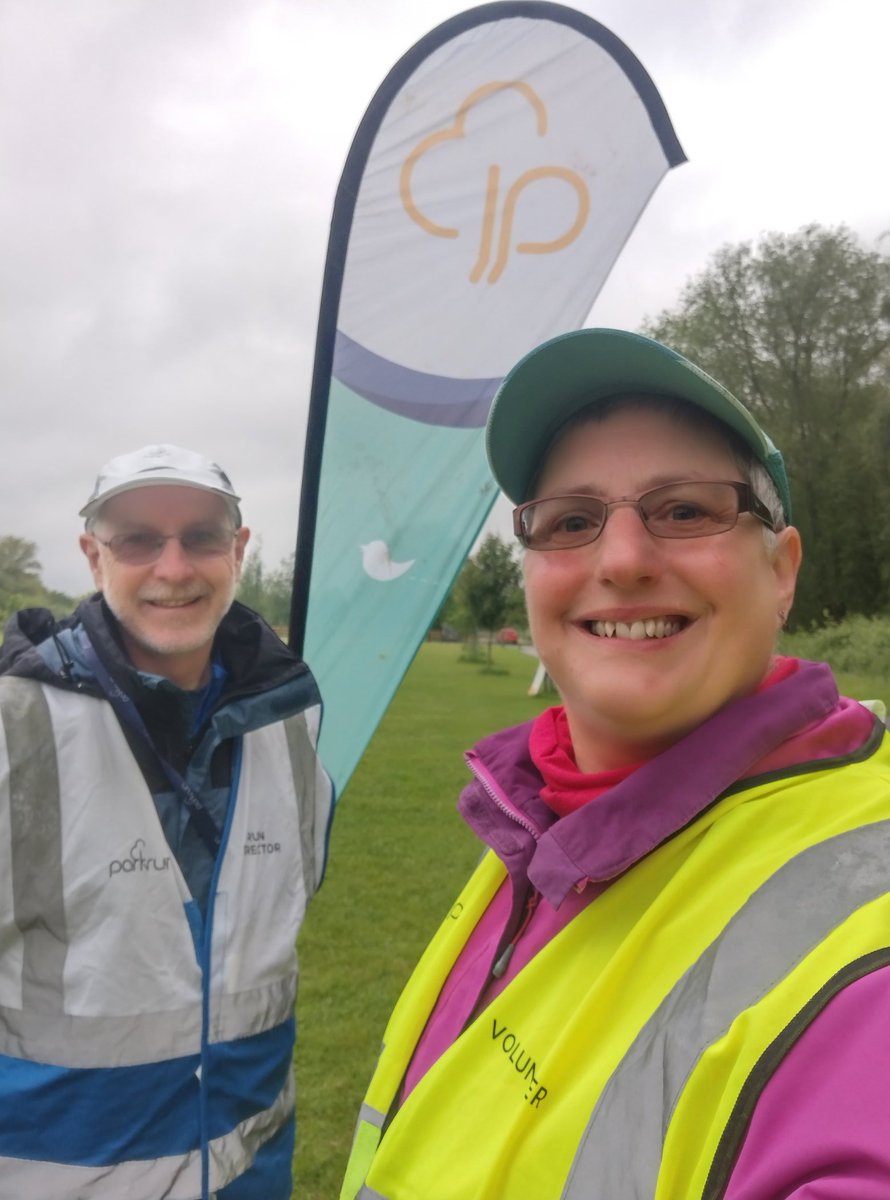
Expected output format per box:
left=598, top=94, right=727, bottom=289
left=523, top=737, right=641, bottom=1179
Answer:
left=2, top=2, right=889, bottom=1196
left=1, top=207, right=888, bottom=1200
left=1, top=0, right=888, bottom=600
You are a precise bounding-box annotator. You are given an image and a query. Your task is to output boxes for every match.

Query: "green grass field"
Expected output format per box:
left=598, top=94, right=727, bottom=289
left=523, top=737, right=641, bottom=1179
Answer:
left=292, top=642, right=550, bottom=1197
left=291, top=641, right=888, bottom=1198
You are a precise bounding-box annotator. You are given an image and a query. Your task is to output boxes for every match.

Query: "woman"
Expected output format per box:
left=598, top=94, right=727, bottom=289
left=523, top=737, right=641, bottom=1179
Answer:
left=341, top=329, right=890, bottom=1199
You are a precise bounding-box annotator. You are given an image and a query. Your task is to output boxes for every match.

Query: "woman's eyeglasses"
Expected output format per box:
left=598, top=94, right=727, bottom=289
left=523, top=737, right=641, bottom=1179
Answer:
left=513, top=481, right=776, bottom=551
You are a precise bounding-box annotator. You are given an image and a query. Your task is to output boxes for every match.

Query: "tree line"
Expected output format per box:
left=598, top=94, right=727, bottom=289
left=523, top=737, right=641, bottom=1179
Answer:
left=644, top=223, right=890, bottom=628
left=0, top=536, right=77, bottom=626
left=236, top=539, right=293, bottom=631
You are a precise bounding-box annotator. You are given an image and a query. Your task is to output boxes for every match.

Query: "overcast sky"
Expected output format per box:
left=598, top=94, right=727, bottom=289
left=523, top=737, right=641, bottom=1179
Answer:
left=2, top=0, right=887, bottom=597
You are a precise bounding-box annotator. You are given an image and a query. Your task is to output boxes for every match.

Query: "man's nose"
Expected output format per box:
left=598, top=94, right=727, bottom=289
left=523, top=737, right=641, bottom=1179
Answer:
left=152, top=536, right=196, bottom=579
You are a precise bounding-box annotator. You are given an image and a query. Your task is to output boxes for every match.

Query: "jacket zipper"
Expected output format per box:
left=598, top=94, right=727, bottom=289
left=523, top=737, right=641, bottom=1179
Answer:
left=197, top=737, right=243, bottom=1200
left=465, top=751, right=543, bottom=840
left=492, top=888, right=540, bottom=977
left=465, top=752, right=548, bottom=985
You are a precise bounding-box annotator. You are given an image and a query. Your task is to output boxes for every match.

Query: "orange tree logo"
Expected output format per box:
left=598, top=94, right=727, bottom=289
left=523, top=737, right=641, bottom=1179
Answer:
left=399, top=81, right=590, bottom=284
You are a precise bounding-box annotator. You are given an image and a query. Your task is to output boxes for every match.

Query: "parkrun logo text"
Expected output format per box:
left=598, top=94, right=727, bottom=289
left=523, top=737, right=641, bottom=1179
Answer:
left=109, top=838, right=171, bottom=878
left=491, top=1017, right=548, bottom=1107
left=400, top=80, right=590, bottom=285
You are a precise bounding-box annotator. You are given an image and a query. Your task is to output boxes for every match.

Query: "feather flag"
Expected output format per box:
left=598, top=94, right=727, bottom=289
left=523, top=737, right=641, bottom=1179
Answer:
left=290, top=2, right=685, bottom=796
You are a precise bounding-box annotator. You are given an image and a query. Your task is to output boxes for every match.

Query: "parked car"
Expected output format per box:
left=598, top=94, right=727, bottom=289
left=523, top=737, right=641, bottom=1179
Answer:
left=496, top=627, right=520, bottom=645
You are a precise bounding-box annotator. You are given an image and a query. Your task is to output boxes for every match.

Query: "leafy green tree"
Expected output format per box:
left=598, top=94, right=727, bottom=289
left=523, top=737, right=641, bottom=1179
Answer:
left=451, top=533, right=522, bottom=664
left=645, top=224, right=890, bottom=626
left=0, top=535, right=41, bottom=589
left=0, top=535, right=77, bottom=625
left=237, top=542, right=293, bottom=632
left=261, top=555, right=295, bottom=630
left=236, top=539, right=268, bottom=615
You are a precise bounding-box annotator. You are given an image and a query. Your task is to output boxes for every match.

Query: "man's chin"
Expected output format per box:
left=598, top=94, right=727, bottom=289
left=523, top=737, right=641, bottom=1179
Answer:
left=122, top=616, right=218, bottom=661
left=103, top=587, right=235, bottom=673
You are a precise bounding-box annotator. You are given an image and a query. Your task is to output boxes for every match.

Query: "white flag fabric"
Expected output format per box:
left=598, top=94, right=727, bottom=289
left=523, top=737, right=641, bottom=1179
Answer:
left=291, top=2, right=685, bottom=796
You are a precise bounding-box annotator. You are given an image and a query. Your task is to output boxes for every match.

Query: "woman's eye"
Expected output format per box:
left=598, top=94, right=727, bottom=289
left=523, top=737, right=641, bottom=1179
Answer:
left=555, top=512, right=594, bottom=532
left=667, top=502, right=705, bottom=522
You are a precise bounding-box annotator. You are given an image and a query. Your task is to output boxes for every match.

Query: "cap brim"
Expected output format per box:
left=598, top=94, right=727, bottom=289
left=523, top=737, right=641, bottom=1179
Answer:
left=486, top=328, right=777, bottom=505
left=79, top=476, right=241, bottom=520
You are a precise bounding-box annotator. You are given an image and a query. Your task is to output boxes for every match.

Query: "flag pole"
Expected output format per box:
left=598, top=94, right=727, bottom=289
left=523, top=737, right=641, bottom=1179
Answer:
left=287, top=83, right=392, bottom=654
left=287, top=8, right=487, bottom=655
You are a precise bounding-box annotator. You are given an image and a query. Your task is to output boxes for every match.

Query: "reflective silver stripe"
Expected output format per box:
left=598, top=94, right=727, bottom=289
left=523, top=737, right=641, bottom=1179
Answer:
left=283, top=705, right=332, bottom=894
left=0, top=970, right=296, bottom=1067
left=562, top=819, right=890, bottom=1199
left=359, top=1102, right=386, bottom=1129
left=342, top=1106, right=389, bottom=1199
left=0, top=1148, right=204, bottom=1200
left=208, top=1068, right=295, bottom=1188
left=212, top=972, right=297, bottom=1042
left=0, top=1074, right=294, bottom=1199
left=0, top=679, right=67, bottom=1016
left=0, top=998, right=200, bottom=1067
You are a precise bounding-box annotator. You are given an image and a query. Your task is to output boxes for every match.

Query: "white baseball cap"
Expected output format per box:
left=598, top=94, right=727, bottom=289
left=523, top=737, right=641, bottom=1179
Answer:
left=80, top=444, right=242, bottom=522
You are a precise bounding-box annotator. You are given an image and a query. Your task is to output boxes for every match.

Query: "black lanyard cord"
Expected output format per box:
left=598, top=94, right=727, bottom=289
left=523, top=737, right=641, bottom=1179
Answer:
left=81, top=639, right=223, bottom=857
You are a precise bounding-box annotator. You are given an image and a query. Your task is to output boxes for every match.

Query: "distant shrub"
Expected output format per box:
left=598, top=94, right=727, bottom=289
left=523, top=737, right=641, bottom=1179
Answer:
left=781, top=612, right=890, bottom=677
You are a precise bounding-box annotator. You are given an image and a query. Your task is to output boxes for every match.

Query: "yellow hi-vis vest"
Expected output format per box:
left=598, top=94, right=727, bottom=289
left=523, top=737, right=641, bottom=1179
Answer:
left=342, top=728, right=890, bottom=1200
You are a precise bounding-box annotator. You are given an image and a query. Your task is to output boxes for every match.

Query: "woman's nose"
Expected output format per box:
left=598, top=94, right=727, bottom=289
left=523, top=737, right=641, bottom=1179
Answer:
left=591, top=503, right=662, bottom=586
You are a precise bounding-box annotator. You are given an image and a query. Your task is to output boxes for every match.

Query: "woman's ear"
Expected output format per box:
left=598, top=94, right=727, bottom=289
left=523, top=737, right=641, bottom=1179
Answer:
left=772, top=526, right=803, bottom=620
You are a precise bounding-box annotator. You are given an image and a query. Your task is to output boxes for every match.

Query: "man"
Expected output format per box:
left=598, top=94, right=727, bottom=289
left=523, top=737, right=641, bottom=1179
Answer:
left=0, top=444, right=333, bottom=1200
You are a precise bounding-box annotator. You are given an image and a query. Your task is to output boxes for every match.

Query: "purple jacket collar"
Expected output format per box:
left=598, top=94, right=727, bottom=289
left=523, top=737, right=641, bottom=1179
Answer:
left=460, top=660, right=856, bottom=908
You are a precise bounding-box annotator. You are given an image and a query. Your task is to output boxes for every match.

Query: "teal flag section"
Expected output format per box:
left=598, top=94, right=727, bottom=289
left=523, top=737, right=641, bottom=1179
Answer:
left=293, top=3, right=686, bottom=796
left=307, top=381, right=493, bottom=788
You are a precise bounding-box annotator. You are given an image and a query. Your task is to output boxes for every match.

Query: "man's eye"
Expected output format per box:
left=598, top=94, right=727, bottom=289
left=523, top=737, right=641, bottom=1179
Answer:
left=183, top=529, right=231, bottom=552
left=184, top=530, right=218, bottom=548
left=121, top=532, right=160, bottom=549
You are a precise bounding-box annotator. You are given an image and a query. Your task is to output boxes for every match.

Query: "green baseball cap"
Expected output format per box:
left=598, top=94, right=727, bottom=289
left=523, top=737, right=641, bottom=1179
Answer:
left=486, top=328, right=791, bottom=521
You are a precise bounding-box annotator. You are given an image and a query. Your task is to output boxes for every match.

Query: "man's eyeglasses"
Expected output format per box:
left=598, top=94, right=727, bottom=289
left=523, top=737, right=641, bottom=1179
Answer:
left=513, top=481, right=776, bottom=552
left=96, top=528, right=237, bottom=565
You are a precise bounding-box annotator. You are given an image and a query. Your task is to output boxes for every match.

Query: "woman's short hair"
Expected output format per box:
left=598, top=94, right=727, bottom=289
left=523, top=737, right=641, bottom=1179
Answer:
left=539, top=393, right=786, bottom=546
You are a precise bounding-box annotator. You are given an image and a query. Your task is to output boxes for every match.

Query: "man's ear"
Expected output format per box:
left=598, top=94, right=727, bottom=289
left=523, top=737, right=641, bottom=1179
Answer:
left=233, top=526, right=250, bottom=579
left=79, top=532, right=105, bottom=591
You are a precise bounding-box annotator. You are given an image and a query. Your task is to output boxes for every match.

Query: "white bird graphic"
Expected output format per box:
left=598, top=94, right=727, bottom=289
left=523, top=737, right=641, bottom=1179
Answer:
left=360, top=540, right=415, bottom=582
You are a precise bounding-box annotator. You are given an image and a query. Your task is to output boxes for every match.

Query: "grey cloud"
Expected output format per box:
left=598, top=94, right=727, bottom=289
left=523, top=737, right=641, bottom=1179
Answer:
left=0, top=0, right=884, bottom=597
